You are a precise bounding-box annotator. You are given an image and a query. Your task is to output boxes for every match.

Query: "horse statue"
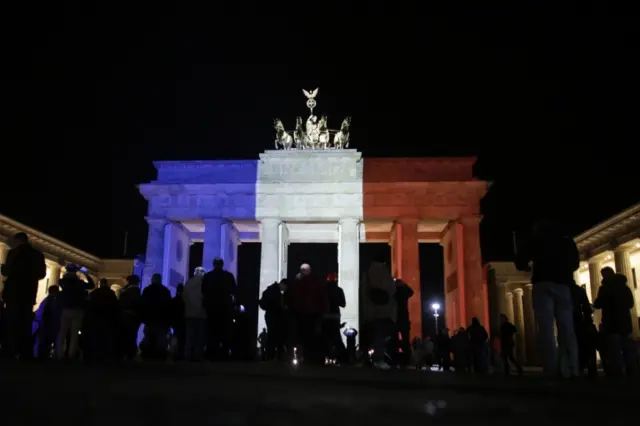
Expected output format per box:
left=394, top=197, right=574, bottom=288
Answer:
left=274, top=118, right=293, bottom=150
left=317, top=116, right=330, bottom=149
left=333, top=116, right=351, bottom=149
left=294, top=116, right=310, bottom=149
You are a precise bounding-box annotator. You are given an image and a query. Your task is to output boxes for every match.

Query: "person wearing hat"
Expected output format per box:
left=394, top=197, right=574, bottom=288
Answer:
left=1, top=232, right=46, bottom=360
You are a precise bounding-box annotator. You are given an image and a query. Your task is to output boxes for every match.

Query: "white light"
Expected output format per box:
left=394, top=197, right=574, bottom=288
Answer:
left=292, top=359, right=298, bottom=366
left=432, top=303, right=440, bottom=311
left=636, top=242, right=640, bottom=248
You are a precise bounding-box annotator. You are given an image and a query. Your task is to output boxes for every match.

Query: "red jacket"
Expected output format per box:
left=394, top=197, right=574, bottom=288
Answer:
left=288, top=275, right=329, bottom=315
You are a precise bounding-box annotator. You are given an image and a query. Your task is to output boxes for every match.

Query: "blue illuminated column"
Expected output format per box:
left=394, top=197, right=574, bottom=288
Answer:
left=258, top=218, right=281, bottom=333
left=142, top=217, right=167, bottom=287
left=202, top=218, right=223, bottom=271
left=220, top=222, right=240, bottom=279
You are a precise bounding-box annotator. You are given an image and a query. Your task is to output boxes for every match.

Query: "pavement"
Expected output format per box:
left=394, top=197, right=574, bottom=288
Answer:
left=0, top=361, right=635, bottom=425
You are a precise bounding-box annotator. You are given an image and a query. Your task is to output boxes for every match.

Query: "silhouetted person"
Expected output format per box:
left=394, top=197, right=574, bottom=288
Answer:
left=201, top=257, right=236, bottom=361
left=499, top=314, right=523, bottom=376
left=118, top=275, right=141, bottom=361
left=436, top=328, right=452, bottom=371
left=360, top=252, right=396, bottom=370
left=288, top=264, right=329, bottom=365
left=343, top=326, right=358, bottom=364
left=594, top=267, right=636, bottom=377
left=451, top=327, right=470, bottom=373
left=33, top=285, right=61, bottom=360
left=57, top=264, right=93, bottom=360
left=171, top=283, right=185, bottom=360
left=183, top=267, right=207, bottom=362
left=1, top=232, right=46, bottom=360
left=258, top=328, right=268, bottom=360
left=325, top=273, right=346, bottom=362
left=140, top=273, right=172, bottom=361
left=85, top=278, right=119, bottom=362
left=570, top=281, right=597, bottom=377
left=394, top=278, right=414, bottom=366
left=515, top=220, right=580, bottom=378
left=467, top=317, right=489, bottom=373
left=259, top=279, right=289, bottom=361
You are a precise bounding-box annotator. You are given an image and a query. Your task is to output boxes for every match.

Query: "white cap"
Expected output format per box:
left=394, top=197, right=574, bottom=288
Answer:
left=300, top=263, right=311, bottom=271
left=194, top=267, right=206, bottom=277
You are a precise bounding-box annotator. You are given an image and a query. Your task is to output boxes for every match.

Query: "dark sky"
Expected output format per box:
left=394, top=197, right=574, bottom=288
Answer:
left=3, top=9, right=639, bottom=310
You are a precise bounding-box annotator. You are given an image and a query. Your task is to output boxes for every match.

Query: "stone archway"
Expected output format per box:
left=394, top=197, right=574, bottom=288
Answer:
left=139, top=151, right=487, bottom=340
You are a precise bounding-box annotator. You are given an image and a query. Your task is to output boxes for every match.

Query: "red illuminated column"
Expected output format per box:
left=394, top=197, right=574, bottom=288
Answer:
left=392, top=219, right=422, bottom=338
left=459, top=215, right=487, bottom=326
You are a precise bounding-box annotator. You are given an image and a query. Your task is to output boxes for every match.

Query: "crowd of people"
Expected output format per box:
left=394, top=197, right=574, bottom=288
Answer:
left=0, top=223, right=638, bottom=379
left=0, top=232, right=248, bottom=362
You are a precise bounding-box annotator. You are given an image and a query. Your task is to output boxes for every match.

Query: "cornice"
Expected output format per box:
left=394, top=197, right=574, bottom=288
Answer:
left=0, top=215, right=101, bottom=267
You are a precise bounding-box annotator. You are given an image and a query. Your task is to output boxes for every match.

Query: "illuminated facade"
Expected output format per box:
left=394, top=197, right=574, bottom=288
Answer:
left=138, top=151, right=488, bottom=339
left=0, top=215, right=134, bottom=309
left=488, top=202, right=640, bottom=364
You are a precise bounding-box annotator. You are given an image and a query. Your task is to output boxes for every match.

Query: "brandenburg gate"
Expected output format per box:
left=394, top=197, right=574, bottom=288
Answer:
left=138, top=89, right=488, bottom=337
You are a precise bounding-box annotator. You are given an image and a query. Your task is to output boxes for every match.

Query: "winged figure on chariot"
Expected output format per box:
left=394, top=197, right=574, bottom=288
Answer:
left=274, top=88, right=351, bottom=150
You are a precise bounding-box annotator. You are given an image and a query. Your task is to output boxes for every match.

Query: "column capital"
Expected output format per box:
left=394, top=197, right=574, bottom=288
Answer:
left=339, top=217, right=359, bottom=226
left=45, top=259, right=62, bottom=269
left=613, top=246, right=631, bottom=255
left=587, top=256, right=603, bottom=266
left=524, top=283, right=533, bottom=290
left=395, top=217, right=420, bottom=225
left=145, top=217, right=167, bottom=226
left=505, top=291, right=514, bottom=298
left=513, top=288, right=524, bottom=296
left=259, top=217, right=281, bottom=226
left=458, top=215, right=483, bottom=225
left=497, top=280, right=509, bottom=288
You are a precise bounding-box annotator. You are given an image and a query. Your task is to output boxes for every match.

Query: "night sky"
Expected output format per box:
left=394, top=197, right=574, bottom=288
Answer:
left=3, top=10, right=638, bottom=324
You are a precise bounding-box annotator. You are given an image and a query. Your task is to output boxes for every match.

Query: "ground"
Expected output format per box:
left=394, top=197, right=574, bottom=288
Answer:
left=0, top=361, right=635, bottom=425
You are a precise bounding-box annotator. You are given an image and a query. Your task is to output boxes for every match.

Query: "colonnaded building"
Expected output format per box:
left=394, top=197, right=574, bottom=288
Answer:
left=488, top=202, right=640, bottom=365
left=137, top=88, right=488, bottom=338
left=0, top=215, right=135, bottom=309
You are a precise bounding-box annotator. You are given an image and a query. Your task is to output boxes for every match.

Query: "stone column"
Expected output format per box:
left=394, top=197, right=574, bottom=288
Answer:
left=338, top=218, right=360, bottom=335
left=523, top=283, right=536, bottom=364
left=459, top=216, right=487, bottom=327
left=573, top=270, right=581, bottom=286
left=0, top=241, right=9, bottom=293
left=258, top=218, right=281, bottom=334
left=277, top=222, right=289, bottom=281
left=142, top=217, right=167, bottom=287
left=393, top=219, right=421, bottom=338
left=220, top=222, right=240, bottom=279
left=588, top=258, right=603, bottom=326
left=496, top=281, right=509, bottom=317
left=48, top=262, right=61, bottom=289
left=202, top=218, right=223, bottom=271
left=614, top=247, right=640, bottom=338
left=504, top=292, right=515, bottom=327
left=512, top=288, right=526, bottom=364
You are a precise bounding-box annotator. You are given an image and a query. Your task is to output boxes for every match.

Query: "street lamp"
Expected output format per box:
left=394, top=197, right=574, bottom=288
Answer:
left=431, top=303, right=440, bottom=333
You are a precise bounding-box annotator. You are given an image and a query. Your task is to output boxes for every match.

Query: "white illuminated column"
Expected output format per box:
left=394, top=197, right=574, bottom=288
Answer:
left=432, top=303, right=440, bottom=333
left=338, top=218, right=360, bottom=339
